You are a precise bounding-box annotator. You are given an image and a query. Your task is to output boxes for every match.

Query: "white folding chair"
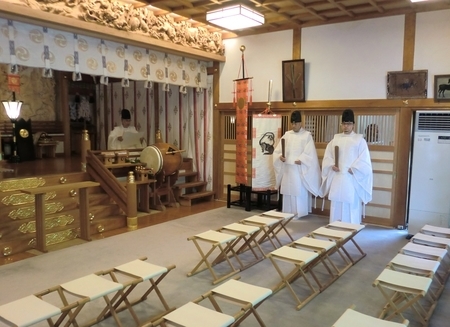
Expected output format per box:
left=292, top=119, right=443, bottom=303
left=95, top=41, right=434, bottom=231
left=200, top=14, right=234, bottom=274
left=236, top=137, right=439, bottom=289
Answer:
left=267, top=246, right=320, bottom=310
left=325, top=221, right=367, bottom=264
left=332, top=307, right=409, bottom=327
left=214, top=223, right=265, bottom=270
left=187, top=230, right=240, bottom=284
left=58, top=273, right=127, bottom=327
left=259, top=210, right=296, bottom=242
left=150, top=302, right=236, bottom=327
left=240, top=215, right=285, bottom=251
left=193, top=279, right=272, bottom=327
left=0, top=295, right=77, bottom=327
left=309, top=227, right=353, bottom=274
left=98, top=258, right=176, bottom=325
left=292, top=237, right=340, bottom=290
left=420, top=224, right=450, bottom=238
left=373, top=269, right=436, bottom=326
left=388, top=253, right=444, bottom=299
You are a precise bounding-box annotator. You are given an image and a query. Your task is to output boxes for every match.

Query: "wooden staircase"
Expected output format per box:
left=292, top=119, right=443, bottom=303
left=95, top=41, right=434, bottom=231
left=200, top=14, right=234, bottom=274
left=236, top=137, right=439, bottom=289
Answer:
left=172, top=158, right=215, bottom=206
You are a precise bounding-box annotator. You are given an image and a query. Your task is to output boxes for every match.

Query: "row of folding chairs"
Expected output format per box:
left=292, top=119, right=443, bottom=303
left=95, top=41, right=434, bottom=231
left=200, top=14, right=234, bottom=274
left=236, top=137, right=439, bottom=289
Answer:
left=186, top=210, right=297, bottom=284
left=372, top=224, right=450, bottom=326
left=0, top=257, right=175, bottom=327
left=141, top=278, right=272, bottom=327
left=266, top=221, right=367, bottom=310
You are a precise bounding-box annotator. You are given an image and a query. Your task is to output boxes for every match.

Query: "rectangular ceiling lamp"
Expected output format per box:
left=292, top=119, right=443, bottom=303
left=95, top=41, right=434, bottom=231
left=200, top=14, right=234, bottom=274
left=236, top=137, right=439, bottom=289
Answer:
left=206, top=5, right=264, bottom=30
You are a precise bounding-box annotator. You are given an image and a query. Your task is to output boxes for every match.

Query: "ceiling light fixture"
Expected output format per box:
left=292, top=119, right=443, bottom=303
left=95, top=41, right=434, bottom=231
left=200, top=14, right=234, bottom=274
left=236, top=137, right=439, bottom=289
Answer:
left=206, top=4, right=264, bottom=30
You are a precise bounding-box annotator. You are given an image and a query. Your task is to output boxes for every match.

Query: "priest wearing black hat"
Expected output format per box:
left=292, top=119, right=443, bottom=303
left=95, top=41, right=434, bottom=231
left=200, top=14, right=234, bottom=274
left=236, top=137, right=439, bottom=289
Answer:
left=108, top=109, right=147, bottom=150
left=272, top=110, right=321, bottom=218
left=320, top=109, right=373, bottom=224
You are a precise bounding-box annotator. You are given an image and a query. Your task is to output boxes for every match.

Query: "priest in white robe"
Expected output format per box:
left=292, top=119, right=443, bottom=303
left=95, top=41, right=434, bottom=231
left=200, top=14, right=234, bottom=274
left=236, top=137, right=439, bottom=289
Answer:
left=320, top=109, right=373, bottom=224
left=108, top=109, right=147, bottom=150
left=273, top=111, right=321, bottom=217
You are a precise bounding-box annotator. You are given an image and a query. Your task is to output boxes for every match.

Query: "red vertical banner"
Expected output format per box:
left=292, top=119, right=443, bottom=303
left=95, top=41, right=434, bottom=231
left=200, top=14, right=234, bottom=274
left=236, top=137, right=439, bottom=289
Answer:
left=235, top=78, right=251, bottom=185
left=7, top=74, right=20, bottom=93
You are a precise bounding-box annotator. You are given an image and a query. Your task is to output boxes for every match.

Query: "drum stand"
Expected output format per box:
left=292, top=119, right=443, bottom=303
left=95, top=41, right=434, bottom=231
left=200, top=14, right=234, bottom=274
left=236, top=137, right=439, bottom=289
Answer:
left=151, top=171, right=180, bottom=211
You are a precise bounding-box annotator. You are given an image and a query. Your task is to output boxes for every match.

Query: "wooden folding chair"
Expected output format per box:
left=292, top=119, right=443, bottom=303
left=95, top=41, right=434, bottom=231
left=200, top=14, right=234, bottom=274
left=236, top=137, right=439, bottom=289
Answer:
left=373, top=269, right=436, bottom=326
left=192, top=279, right=272, bottom=327
left=332, top=307, right=409, bottom=327
left=240, top=215, right=285, bottom=251
left=400, top=242, right=450, bottom=282
left=0, top=294, right=78, bottom=327
left=324, top=221, right=367, bottom=264
left=259, top=210, right=296, bottom=242
left=187, top=230, right=240, bottom=284
left=57, top=273, right=128, bottom=327
left=98, top=258, right=176, bottom=325
left=267, top=246, right=320, bottom=310
left=214, top=223, right=265, bottom=270
left=309, top=227, right=353, bottom=274
left=292, top=237, right=340, bottom=291
left=148, top=302, right=236, bottom=327
left=420, top=224, right=450, bottom=238
left=412, top=233, right=450, bottom=250
left=388, top=253, right=444, bottom=299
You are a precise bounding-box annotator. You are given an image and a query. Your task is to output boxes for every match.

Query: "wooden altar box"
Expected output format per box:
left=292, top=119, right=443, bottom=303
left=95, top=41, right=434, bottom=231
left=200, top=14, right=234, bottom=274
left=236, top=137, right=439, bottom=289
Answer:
left=100, top=152, right=115, bottom=166
left=115, top=150, right=129, bottom=164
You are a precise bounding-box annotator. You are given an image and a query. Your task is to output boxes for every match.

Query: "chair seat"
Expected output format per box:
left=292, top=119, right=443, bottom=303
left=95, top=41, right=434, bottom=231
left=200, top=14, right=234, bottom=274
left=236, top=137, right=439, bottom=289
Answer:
left=243, top=215, right=280, bottom=226
left=212, top=279, right=272, bottom=306
left=333, top=308, right=409, bottom=327
left=390, top=253, right=440, bottom=274
left=328, top=221, right=365, bottom=232
left=222, top=222, right=260, bottom=234
left=195, top=230, right=237, bottom=244
left=61, top=274, right=123, bottom=300
left=260, top=210, right=295, bottom=220
left=114, top=259, right=168, bottom=281
left=311, top=227, right=352, bottom=241
left=163, top=302, right=234, bottom=327
left=0, top=295, right=61, bottom=327
left=401, top=242, right=447, bottom=261
left=271, top=246, right=319, bottom=264
left=421, top=224, right=450, bottom=238
left=375, top=269, right=432, bottom=293
left=295, top=237, right=336, bottom=252
left=412, top=233, right=450, bottom=249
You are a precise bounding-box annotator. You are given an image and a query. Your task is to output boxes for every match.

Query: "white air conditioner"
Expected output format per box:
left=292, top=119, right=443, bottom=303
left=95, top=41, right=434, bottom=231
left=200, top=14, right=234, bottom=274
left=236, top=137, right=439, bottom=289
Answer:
left=408, top=111, right=450, bottom=234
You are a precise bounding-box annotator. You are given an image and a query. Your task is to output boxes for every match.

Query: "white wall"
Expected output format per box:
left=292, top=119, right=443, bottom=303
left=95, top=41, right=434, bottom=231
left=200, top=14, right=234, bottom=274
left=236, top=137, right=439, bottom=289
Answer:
left=414, top=9, right=450, bottom=98
left=219, top=10, right=450, bottom=103
left=302, top=15, right=404, bottom=100
left=220, top=30, right=293, bottom=103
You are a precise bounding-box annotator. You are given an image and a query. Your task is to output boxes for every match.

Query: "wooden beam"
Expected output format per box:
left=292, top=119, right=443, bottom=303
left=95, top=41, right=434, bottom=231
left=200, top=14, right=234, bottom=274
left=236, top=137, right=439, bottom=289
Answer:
left=292, top=28, right=301, bottom=60
left=403, top=12, right=416, bottom=71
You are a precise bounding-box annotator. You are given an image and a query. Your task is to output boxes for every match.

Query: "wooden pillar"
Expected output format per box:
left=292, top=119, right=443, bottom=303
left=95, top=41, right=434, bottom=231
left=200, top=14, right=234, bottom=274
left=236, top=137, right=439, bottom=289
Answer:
left=127, top=171, right=138, bottom=231
left=56, top=71, right=71, bottom=157
left=292, top=28, right=302, bottom=60
left=403, top=13, right=416, bottom=71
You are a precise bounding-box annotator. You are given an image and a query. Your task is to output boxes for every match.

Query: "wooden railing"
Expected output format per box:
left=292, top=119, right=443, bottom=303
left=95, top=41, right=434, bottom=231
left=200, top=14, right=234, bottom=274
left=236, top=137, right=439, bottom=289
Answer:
left=20, top=181, right=99, bottom=253
left=85, top=150, right=128, bottom=213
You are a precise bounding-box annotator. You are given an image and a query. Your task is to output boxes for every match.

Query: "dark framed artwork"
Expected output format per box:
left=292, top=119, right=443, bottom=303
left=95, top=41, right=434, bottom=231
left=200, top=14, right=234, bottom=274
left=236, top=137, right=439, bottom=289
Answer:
left=434, top=74, right=450, bottom=102
left=282, top=59, right=305, bottom=102
left=386, top=70, right=427, bottom=99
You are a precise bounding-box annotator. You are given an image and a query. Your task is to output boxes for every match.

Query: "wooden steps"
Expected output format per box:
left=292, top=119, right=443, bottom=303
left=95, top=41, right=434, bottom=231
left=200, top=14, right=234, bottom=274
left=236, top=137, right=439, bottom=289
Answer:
left=172, top=158, right=215, bottom=206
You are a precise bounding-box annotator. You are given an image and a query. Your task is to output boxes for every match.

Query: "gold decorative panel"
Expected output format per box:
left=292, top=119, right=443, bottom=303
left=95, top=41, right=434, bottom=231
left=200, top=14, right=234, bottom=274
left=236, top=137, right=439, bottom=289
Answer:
left=46, top=229, right=78, bottom=246
left=18, top=214, right=75, bottom=233
left=1, top=191, right=56, bottom=206
left=8, top=202, right=65, bottom=220
left=0, top=178, right=46, bottom=192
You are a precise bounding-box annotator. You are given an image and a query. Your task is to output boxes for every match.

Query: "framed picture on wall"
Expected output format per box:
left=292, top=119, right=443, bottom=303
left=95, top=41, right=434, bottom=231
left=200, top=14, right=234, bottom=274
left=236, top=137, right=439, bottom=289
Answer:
left=434, top=74, right=450, bottom=102
left=386, top=70, right=428, bottom=99
left=282, top=59, right=305, bottom=102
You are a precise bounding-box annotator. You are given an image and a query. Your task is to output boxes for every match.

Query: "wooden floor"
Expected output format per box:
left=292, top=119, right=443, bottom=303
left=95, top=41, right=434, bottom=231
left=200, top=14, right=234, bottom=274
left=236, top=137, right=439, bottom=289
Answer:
left=0, top=155, right=227, bottom=267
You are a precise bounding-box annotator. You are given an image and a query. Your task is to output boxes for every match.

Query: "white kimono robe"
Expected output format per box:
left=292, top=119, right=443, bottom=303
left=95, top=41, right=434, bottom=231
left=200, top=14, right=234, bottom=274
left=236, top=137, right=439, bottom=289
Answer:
left=320, top=132, right=373, bottom=224
left=107, top=125, right=147, bottom=150
left=273, top=128, right=321, bottom=217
